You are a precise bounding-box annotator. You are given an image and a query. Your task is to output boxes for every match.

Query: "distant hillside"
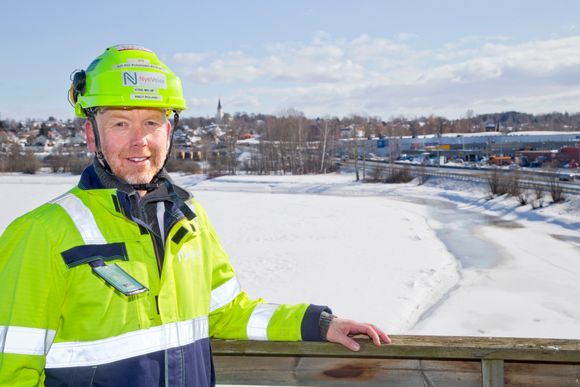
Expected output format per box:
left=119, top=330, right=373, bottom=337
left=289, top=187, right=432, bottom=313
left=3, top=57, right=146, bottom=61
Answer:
left=2, top=111, right=579, bottom=143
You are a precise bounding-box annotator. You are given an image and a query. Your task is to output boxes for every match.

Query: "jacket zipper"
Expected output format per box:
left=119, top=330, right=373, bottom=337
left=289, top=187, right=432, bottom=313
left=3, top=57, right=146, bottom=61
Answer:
left=147, top=215, right=187, bottom=275
left=149, top=232, right=164, bottom=274
left=139, top=203, right=165, bottom=275
left=147, top=213, right=186, bottom=314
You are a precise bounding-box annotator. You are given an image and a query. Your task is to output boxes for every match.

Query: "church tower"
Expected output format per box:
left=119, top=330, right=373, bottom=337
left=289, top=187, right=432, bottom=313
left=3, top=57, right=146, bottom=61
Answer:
left=216, top=99, right=223, bottom=124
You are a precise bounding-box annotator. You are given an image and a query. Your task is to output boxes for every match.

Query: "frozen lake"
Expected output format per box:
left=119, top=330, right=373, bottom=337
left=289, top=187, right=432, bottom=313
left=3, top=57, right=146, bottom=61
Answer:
left=2, top=172, right=580, bottom=339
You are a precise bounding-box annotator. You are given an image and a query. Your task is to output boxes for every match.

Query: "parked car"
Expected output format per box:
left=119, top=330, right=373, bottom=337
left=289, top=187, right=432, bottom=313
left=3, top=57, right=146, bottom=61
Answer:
left=558, top=172, right=574, bottom=181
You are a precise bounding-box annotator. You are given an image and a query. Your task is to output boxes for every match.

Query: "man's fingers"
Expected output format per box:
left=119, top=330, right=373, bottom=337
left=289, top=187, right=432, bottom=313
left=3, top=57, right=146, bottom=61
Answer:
left=369, top=323, right=391, bottom=344
left=340, top=336, right=361, bottom=351
left=364, top=325, right=381, bottom=345
left=357, top=323, right=390, bottom=346
left=379, top=330, right=391, bottom=344
left=327, top=318, right=391, bottom=350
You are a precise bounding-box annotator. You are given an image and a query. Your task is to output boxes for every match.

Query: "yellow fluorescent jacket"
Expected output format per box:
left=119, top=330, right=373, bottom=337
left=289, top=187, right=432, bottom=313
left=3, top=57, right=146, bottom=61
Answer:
left=0, top=167, right=329, bottom=387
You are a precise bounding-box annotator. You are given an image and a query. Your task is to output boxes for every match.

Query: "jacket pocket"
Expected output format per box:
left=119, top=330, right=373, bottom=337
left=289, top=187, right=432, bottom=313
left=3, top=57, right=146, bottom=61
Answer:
left=60, top=243, right=128, bottom=268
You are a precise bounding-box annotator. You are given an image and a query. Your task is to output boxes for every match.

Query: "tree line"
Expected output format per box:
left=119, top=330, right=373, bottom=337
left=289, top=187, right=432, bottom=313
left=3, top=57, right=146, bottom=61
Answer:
left=2, top=110, right=580, bottom=176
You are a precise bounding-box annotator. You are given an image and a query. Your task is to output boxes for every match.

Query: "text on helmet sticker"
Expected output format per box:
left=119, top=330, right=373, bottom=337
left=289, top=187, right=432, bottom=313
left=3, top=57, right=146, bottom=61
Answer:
left=122, top=71, right=167, bottom=89
left=131, top=94, right=163, bottom=101
left=115, top=44, right=152, bottom=52
left=134, top=87, right=158, bottom=93
left=114, top=59, right=164, bottom=71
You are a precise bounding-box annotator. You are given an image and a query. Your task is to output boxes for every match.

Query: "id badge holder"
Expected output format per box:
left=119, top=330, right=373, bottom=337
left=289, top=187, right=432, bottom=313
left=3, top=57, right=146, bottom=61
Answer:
left=91, top=261, right=148, bottom=296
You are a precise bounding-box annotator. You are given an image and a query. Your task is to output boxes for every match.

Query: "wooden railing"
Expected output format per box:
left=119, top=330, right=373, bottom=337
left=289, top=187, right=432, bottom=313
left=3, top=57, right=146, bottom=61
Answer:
left=212, top=335, right=580, bottom=386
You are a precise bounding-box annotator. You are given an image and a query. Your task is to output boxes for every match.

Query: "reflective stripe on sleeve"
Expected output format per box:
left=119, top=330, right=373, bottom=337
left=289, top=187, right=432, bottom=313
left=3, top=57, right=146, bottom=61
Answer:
left=210, top=277, right=241, bottom=312
left=45, top=316, right=208, bottom=368
left=0, top=326, right=56, bottom=356
left=246, top=304, right=279, bottom=341
left=52, top=193, right=107, bottom=244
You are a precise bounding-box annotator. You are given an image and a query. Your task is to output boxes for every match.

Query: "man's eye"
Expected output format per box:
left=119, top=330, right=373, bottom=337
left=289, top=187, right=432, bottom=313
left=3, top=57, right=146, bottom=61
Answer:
left=114, top=122, right=128, bottom=127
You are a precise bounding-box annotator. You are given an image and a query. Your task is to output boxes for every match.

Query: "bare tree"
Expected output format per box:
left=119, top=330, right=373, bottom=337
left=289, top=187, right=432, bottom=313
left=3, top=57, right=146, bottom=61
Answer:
left=532, top=178, right=545, bottom=209
left=415, top=165, right=429, bottom=185
left=223, top=126, right=239, bottom=175
left=6, top=146, right=40, bottom=174
left=547, top=175, right=565, bottom=203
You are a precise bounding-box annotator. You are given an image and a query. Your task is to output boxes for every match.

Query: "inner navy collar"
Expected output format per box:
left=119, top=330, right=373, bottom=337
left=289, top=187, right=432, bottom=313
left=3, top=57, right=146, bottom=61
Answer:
left=77, top=159, right=192, bottom=202
left=78, top=163, right=104, bottom=190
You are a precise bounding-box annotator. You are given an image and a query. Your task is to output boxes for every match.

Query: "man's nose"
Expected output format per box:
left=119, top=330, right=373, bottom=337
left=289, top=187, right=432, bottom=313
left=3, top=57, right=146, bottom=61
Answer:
left=129, top=124, right=148, bottom=146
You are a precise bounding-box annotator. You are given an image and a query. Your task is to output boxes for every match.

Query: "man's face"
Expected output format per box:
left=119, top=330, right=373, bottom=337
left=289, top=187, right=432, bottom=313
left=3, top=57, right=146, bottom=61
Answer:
left=86, top=108, right=170, bottom=184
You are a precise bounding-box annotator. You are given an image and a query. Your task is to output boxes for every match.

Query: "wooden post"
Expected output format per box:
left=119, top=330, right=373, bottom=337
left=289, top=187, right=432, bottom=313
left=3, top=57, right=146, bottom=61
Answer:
left=482, top=359, right=504, bottom=387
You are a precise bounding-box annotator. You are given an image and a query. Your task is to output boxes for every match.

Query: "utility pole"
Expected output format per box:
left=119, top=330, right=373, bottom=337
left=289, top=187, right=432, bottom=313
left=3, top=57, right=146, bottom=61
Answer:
left=353, top=127, right=360, bottom=181
left=297, top=117, right=304, bottom=174
left=362, top=129, right=367, bottom=181
left=320, top=119, right=329, bottom=173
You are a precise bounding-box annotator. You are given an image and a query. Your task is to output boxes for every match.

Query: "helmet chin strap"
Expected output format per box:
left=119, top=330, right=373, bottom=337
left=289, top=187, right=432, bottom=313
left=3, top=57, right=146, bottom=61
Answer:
left=87, top=109, right=180, bottom=193
left=162, top=111, right=179, bottom=171
left=87, top=110, right=112, bottom=173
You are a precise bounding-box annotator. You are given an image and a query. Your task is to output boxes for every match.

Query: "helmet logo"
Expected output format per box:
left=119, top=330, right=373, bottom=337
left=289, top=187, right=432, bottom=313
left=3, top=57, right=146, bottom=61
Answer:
left=122, top=71, right=166, bottom=88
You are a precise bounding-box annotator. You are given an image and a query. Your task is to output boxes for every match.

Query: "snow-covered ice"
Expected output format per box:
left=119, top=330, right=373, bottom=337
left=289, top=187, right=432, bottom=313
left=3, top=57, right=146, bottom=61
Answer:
left=1, top=171, right=579, bottom=339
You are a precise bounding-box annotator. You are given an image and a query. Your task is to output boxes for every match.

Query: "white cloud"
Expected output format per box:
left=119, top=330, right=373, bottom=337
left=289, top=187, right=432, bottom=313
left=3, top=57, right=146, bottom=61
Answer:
left=229, top=94, right=260, bottom=109
left=175, top=32, right=580, bottom=118
left=173, top=52, right=209, bottom=65
left=394, top=32, right=416, bottom=41
left=189, top=97, right=210, bottom=107
left=182, top=51, right=261, bottom=84
left=473, top=89, right=580, bottom=115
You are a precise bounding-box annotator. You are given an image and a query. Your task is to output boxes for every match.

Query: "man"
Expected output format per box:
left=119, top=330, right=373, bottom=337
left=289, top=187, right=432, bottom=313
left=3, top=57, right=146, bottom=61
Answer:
left=0, top=45, right=389, bottom=386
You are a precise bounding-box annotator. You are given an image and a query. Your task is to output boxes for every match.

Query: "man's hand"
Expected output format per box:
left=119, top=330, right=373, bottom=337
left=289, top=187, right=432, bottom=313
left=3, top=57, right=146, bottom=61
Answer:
left=326, top=318, right=391, bottom=351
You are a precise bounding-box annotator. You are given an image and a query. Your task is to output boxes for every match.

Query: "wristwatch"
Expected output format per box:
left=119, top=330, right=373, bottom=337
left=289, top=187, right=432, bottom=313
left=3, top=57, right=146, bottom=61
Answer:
left=319, top=311, right=337, bottom=340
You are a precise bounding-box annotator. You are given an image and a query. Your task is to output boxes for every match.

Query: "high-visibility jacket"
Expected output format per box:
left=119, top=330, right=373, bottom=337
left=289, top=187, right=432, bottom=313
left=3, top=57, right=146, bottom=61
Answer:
left=0, top=165, right=329, bottom=386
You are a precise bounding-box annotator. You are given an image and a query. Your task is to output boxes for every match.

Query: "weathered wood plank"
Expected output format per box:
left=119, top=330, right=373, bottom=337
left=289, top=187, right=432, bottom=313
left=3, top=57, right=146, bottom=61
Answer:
left=214, top=356, right=483, bottom=386
left=482, top=359, right=504, bottom=387
left=212, top=335, right=580, bottom=362
left=504, top=362, right=580, bottom=387
left=214, top=357, right=580, bottom=386
left=212, top=336, right=580, bottom=386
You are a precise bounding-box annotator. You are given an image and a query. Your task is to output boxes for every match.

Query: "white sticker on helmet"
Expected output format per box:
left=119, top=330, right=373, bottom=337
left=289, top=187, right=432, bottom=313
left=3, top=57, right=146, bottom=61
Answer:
left=115, top=44, right=152, bottom=52
left=134, top=88, right=158, bottom=93
left=114, top=58, right=164, bottom=71
left=131, top=94, right=163, bottom=101
left=122, top=72, right=166, bottom=89
left=115, top=62, right=164, bottom=71
left=128, top=58, right=150, bottom=64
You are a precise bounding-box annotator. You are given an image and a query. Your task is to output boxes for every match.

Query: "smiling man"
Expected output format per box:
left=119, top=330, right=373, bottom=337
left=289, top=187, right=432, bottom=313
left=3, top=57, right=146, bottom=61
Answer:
left=87, top=108, right=170, bottom=187
left=0, top=45, right=389, bottom=387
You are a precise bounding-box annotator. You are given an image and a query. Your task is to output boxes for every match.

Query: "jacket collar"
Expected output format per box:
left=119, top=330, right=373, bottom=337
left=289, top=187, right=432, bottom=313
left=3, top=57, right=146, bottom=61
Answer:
left=78, top=158, right=192, bottom=202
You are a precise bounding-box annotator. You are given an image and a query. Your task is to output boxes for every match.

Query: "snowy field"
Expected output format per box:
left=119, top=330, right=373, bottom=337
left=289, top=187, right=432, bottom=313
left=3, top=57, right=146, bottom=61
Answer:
left=1, top=171, right=579, bottom=339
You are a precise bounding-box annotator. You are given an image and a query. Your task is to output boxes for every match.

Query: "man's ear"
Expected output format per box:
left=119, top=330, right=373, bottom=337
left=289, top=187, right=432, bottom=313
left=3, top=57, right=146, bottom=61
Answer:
left=166, top=121, right=172, bottom=150
left=84, top=120, right=97, bottom=153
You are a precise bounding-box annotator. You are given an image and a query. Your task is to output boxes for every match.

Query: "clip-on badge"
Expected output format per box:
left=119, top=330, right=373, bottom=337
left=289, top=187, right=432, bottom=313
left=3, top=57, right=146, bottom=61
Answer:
left=90, top=260, right=148, bottom=296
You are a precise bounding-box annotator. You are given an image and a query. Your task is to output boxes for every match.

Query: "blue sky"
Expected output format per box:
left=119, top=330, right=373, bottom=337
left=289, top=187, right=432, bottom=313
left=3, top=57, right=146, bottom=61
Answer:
left=1, top=0, right=579, bottom=120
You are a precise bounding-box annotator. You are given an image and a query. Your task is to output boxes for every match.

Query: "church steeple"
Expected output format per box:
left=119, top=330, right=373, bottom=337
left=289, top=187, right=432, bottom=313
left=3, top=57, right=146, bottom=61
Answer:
left=216, top=99, right=223, bottom=123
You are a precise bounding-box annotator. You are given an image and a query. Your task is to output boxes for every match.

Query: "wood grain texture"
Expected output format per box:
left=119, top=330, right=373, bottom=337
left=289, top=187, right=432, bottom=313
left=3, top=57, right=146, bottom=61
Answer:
left=212, top=336, right=580, bottom=386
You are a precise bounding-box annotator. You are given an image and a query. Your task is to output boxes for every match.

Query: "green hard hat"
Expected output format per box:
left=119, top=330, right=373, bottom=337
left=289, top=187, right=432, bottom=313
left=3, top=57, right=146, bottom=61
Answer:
left=70, top=45, right=187, bottom=117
